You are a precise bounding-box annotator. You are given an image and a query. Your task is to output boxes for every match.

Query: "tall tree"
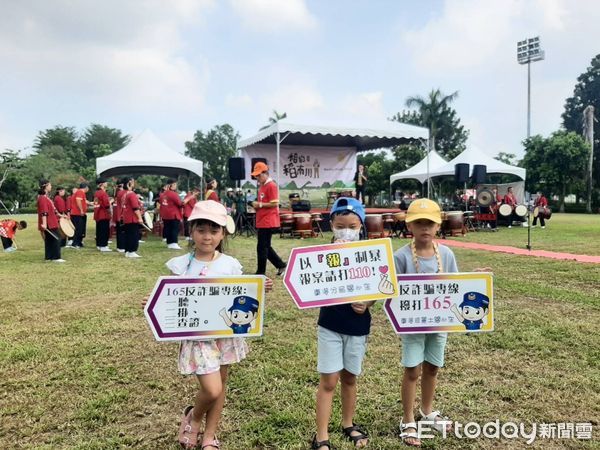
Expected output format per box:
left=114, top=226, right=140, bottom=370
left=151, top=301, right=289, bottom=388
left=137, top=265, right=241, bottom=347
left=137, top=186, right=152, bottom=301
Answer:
left=494, top=152, right=519, bottom=166
left=259, top=110, right=287, bottom=131
left=562, top=54, right=600, bottom=211
left=521, top=131, right=588, bottom=212
left=185, top=124, right=240, bottom=188
left=80, top=124, right=130, bottom=162
left=394, top=89, right=468, bottom=160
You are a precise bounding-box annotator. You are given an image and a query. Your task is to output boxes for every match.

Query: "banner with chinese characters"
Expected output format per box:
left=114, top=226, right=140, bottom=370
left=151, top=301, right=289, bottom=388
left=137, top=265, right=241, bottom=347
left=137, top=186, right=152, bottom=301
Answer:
left=384, top=273, right=494, bottom=334
left=241, top=144, right=356, bottom=188
left=144, top=276, right=266, bottom=341
left=283, top=238, right=399, bottom=309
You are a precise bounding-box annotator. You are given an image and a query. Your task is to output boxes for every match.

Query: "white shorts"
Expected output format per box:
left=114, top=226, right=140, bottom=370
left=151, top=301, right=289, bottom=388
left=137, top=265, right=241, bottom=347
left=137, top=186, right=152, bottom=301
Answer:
left=317, top=326, right=368, bottom=376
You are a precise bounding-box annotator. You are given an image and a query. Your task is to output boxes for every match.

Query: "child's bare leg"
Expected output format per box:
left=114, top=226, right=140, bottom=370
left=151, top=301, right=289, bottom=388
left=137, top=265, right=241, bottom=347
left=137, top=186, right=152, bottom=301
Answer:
left=190, top=371, right=224, bottom=430
left=202, top=365, right=229, bottom=446
left=401, top=365, right=422, bottom=446
left=420, top=361, right=439, bottom=415
left=340, top=369, right=367, bottom=447
left=316, top=372, right=340, bottom=444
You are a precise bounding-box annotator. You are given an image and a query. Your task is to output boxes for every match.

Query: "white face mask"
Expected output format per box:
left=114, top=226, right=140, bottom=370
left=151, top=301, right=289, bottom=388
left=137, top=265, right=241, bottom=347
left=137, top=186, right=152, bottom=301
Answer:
left=333, top=228, right=361, bottom=242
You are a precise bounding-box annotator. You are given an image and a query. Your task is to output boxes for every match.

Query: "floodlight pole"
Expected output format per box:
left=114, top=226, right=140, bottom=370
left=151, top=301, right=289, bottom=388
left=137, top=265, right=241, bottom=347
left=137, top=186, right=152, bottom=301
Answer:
left=517, top=36, right=544, bottom=250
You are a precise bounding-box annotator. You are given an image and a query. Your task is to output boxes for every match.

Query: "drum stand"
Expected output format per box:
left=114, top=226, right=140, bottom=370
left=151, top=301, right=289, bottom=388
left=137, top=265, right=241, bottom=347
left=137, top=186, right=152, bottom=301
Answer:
left=232, top=212, right=256, bottom=238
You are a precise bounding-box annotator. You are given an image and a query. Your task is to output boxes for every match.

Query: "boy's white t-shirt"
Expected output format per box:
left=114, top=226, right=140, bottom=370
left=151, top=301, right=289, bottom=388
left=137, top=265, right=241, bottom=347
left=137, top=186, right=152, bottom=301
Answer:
left=166, top=252, right=243, bottom=277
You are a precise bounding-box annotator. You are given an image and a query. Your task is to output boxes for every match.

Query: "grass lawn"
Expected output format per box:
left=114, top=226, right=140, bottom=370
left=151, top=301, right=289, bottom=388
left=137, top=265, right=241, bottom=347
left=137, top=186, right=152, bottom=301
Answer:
left=1, top=214, right=599, bottom=449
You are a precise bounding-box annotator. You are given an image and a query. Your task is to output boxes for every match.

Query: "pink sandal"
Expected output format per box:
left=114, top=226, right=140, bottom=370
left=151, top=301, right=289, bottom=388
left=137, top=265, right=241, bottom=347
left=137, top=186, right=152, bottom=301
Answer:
left=178, top=406, right=202, bottom=449
left=201, top=438, right=220, bottom=449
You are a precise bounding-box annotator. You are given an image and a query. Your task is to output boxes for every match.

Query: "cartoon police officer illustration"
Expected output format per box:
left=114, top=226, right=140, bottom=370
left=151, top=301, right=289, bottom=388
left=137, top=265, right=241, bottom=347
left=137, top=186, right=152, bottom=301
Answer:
left=450, top=291, right=490, bottom=330
left=219, top=295, right=260, bottom=334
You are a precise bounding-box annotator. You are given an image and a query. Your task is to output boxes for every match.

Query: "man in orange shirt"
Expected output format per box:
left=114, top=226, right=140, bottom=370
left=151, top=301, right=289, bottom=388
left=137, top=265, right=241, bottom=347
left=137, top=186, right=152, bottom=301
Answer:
left=71, top=183, right=91, bottom=248
left=251, top=162, right=286, bottom=276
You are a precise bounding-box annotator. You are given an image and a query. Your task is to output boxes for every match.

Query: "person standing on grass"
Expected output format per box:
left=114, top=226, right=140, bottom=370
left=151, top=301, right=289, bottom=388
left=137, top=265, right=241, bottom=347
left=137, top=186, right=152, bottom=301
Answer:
left=532, top=191, right=548, bottom=229
left=312, top=197, right=373, bottom=450
left=394, top=199, right=457, bottom=447
left=113, top=179, right=126, bottom=253
left=36, top=179, right=65, bottom=263
left=161, top=178, right=184, bottom=250
left=71, top=183, right=90, bottom=248
left=251, top=161, right=286, bottom=276
left=53, top=186, right=68, bottom=247
left=93, top=178, right=112, bottom=252
left=121, top=177, right=143, bottom=258
left=142, top=200, right=273, bottom=449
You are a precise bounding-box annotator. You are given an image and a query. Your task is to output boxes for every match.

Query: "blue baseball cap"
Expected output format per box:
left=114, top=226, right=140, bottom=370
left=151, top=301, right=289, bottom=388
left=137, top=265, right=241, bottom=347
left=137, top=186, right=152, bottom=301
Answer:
left=228, top=296, right=259, bottom=313
left=459, top=292, right=490, bottom=310
left=330, top=197, right=365, bottom=224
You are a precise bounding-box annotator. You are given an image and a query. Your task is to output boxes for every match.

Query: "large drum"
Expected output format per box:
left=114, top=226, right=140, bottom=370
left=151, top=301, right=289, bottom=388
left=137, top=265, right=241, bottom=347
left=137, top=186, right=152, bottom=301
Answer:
left=533, top=206, right=552, bottom=220
left=293, top=213, right=313, bottom=238
left=365, top=214, right=384, bottom=238
left=442, top=211, right=464, bottom=236
left=498, top=204, right=512, bottom=217
left=394, top=211, right=407, bottom=223
left=59, top=217, right=75, bottom=238
left=515, top=204, right=528, bottom=217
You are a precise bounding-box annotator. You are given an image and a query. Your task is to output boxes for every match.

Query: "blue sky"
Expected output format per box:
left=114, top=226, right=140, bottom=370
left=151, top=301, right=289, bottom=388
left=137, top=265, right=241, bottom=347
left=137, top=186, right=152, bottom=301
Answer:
left=1, top=0, right=599, bottom=159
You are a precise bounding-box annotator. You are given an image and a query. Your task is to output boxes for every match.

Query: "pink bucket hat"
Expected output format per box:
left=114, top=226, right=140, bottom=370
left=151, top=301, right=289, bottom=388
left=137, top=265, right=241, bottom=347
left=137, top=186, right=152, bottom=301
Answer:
left=188, top=200, right=227, bottom=225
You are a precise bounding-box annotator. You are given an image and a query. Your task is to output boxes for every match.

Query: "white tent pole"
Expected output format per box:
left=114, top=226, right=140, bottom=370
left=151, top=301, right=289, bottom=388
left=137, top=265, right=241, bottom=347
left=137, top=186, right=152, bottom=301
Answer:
left=276, top=128, right=280, bottom=188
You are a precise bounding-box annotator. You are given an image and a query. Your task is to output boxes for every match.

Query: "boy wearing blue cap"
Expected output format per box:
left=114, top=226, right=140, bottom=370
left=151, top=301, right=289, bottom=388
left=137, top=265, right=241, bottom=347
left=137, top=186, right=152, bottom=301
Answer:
left=219, top=296, right=260, bottom=334
left=451, top=292, right=490, bottom=330
left=394, top=199, right=458, bottom=447
left=312, top=197, right=372, bottom=450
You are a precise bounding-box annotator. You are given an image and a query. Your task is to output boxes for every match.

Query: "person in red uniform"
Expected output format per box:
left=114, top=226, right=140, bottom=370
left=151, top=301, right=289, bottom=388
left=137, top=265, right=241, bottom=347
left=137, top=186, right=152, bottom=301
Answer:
left=251, top=162, right=286, bottom=275
left=182, top=186, right=200, bottom=240
left=37, top=179, right=64, bottom=262
left=70, top=183, right=90, bottom=248
left=53, top=186, right=68, bottom=247
left=205, top=178, right=220, bottom=203
left=94, top=178, right=112, bottom=252
left=113, top=179, right=126, bottom=252
left=532, top=191, right=548, bottom=228
left=160, top=178, right=183, bottom=249
left=121, top=177, right=143, bottom=258
left=503, top=186, right=524, bottom=228
left=0, top=219, right=27, bottom=252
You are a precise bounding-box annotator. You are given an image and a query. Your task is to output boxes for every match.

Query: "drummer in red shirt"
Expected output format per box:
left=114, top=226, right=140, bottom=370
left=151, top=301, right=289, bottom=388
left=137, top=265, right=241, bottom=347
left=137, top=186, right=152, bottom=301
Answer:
left=53, top=186, right=68, bottom=247
left=71, top=183, right=91, bottom=248
left=205, top=178, right=220, bottom=203
left=0, top=219, right=27, bottom=253
left=161, top=178, right=183, bottom=250
left=121, top=177, right=144, bottom=258
left=113, top=179, right=126, bottom=253
left=37, top=179, right=64, bottom=262
left=94, top=178, right=112, bottom=252
left=532, top=191, right=548, bottom=229
left=503, top=186, right=524, bottom=228
left=182, top=186, right=200, bottom=241
left=251, top=162, right=286, bottom=276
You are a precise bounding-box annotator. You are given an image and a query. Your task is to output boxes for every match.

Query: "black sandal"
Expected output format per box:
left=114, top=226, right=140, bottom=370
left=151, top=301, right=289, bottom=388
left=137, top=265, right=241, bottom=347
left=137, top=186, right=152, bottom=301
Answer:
left=342, top=423, right=369, bottom=447
left=311, top=434, right=332, bottom=449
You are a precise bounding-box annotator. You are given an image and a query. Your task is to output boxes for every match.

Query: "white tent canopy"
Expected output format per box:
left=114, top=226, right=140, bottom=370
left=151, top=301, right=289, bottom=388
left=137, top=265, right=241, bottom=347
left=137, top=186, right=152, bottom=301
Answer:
left=389, top=150, right=448, bottom=184
left=431, top=146, right=526, bottom=180
left=96, top=129, right=203, bottom=179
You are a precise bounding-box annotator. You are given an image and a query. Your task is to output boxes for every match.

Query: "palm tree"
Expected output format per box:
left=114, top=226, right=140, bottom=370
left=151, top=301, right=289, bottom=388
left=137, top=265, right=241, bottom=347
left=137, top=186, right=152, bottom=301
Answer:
left=259, top=110, right=287, bottom=131
left=405, top=89, right=459, bottom=152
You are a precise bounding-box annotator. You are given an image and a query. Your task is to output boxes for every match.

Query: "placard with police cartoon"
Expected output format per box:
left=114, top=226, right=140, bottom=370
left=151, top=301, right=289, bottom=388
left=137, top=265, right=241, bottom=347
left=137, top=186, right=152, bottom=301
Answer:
left=145, top=275, right=266, bottom=341
left=384, top=272, right=494, bottom=334
left=283, top=238, right=399, bottom=309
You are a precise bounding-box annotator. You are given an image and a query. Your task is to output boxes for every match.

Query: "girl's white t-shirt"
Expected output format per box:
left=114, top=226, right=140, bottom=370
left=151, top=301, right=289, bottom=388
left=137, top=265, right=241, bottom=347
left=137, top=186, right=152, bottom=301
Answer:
left=166, top=252, right=243, bottom=277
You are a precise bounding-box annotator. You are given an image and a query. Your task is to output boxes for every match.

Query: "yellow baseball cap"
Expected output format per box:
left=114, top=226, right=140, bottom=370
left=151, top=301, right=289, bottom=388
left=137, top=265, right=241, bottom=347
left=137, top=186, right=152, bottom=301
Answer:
left=406, top=198, right=442, bottom=224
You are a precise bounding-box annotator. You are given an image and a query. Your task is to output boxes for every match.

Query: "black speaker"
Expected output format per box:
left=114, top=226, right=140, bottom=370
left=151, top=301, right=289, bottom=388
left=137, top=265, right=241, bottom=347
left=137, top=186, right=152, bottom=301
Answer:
left=250, top=157, right=268, bottom=177
left=454, top=163, right=470, bottom=185
left=291, top=200, right=311, bottom=212
left=472, top=164, right=487, bottom=184
left=228, top=157, right=245, bottom=180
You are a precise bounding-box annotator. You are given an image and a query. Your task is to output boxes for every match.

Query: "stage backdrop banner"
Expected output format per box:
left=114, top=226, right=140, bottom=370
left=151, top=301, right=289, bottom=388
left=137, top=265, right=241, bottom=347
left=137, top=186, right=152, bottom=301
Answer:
left=241, top=144, right=356, bottom=189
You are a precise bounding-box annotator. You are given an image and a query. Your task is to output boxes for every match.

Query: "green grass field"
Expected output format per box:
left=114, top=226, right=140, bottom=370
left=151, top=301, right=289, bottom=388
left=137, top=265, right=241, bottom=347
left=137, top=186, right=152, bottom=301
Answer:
left=1, top=213, right=599, bottom=449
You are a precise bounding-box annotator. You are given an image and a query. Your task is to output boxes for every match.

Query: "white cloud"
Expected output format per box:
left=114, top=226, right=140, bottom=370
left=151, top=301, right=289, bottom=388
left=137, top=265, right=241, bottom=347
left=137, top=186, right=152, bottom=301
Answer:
left=260, top=83, right=324, bottom=115
left=225, top=93, right=254, bottom=108
left=340, top=92, right=386, bottom=119
left=229, top=0, right=317, bottom=32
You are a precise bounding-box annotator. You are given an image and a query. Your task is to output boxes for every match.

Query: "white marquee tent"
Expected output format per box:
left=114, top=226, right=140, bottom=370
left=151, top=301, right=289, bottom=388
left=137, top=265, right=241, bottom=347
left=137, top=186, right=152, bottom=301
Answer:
left=389, top=150, right=448, bottom=184
left=431, top=146, right=526, bottom=180
left=96, top=129, right=203, bottom=179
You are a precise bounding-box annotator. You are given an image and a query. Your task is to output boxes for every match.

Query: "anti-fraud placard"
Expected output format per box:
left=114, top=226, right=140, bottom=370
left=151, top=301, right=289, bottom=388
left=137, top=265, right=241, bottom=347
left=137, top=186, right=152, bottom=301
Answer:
left=145, top=275, right=265, bottom=341
left=283, top=238, right=399, bottom=309
left=384, top=272, right=494, bottom=334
